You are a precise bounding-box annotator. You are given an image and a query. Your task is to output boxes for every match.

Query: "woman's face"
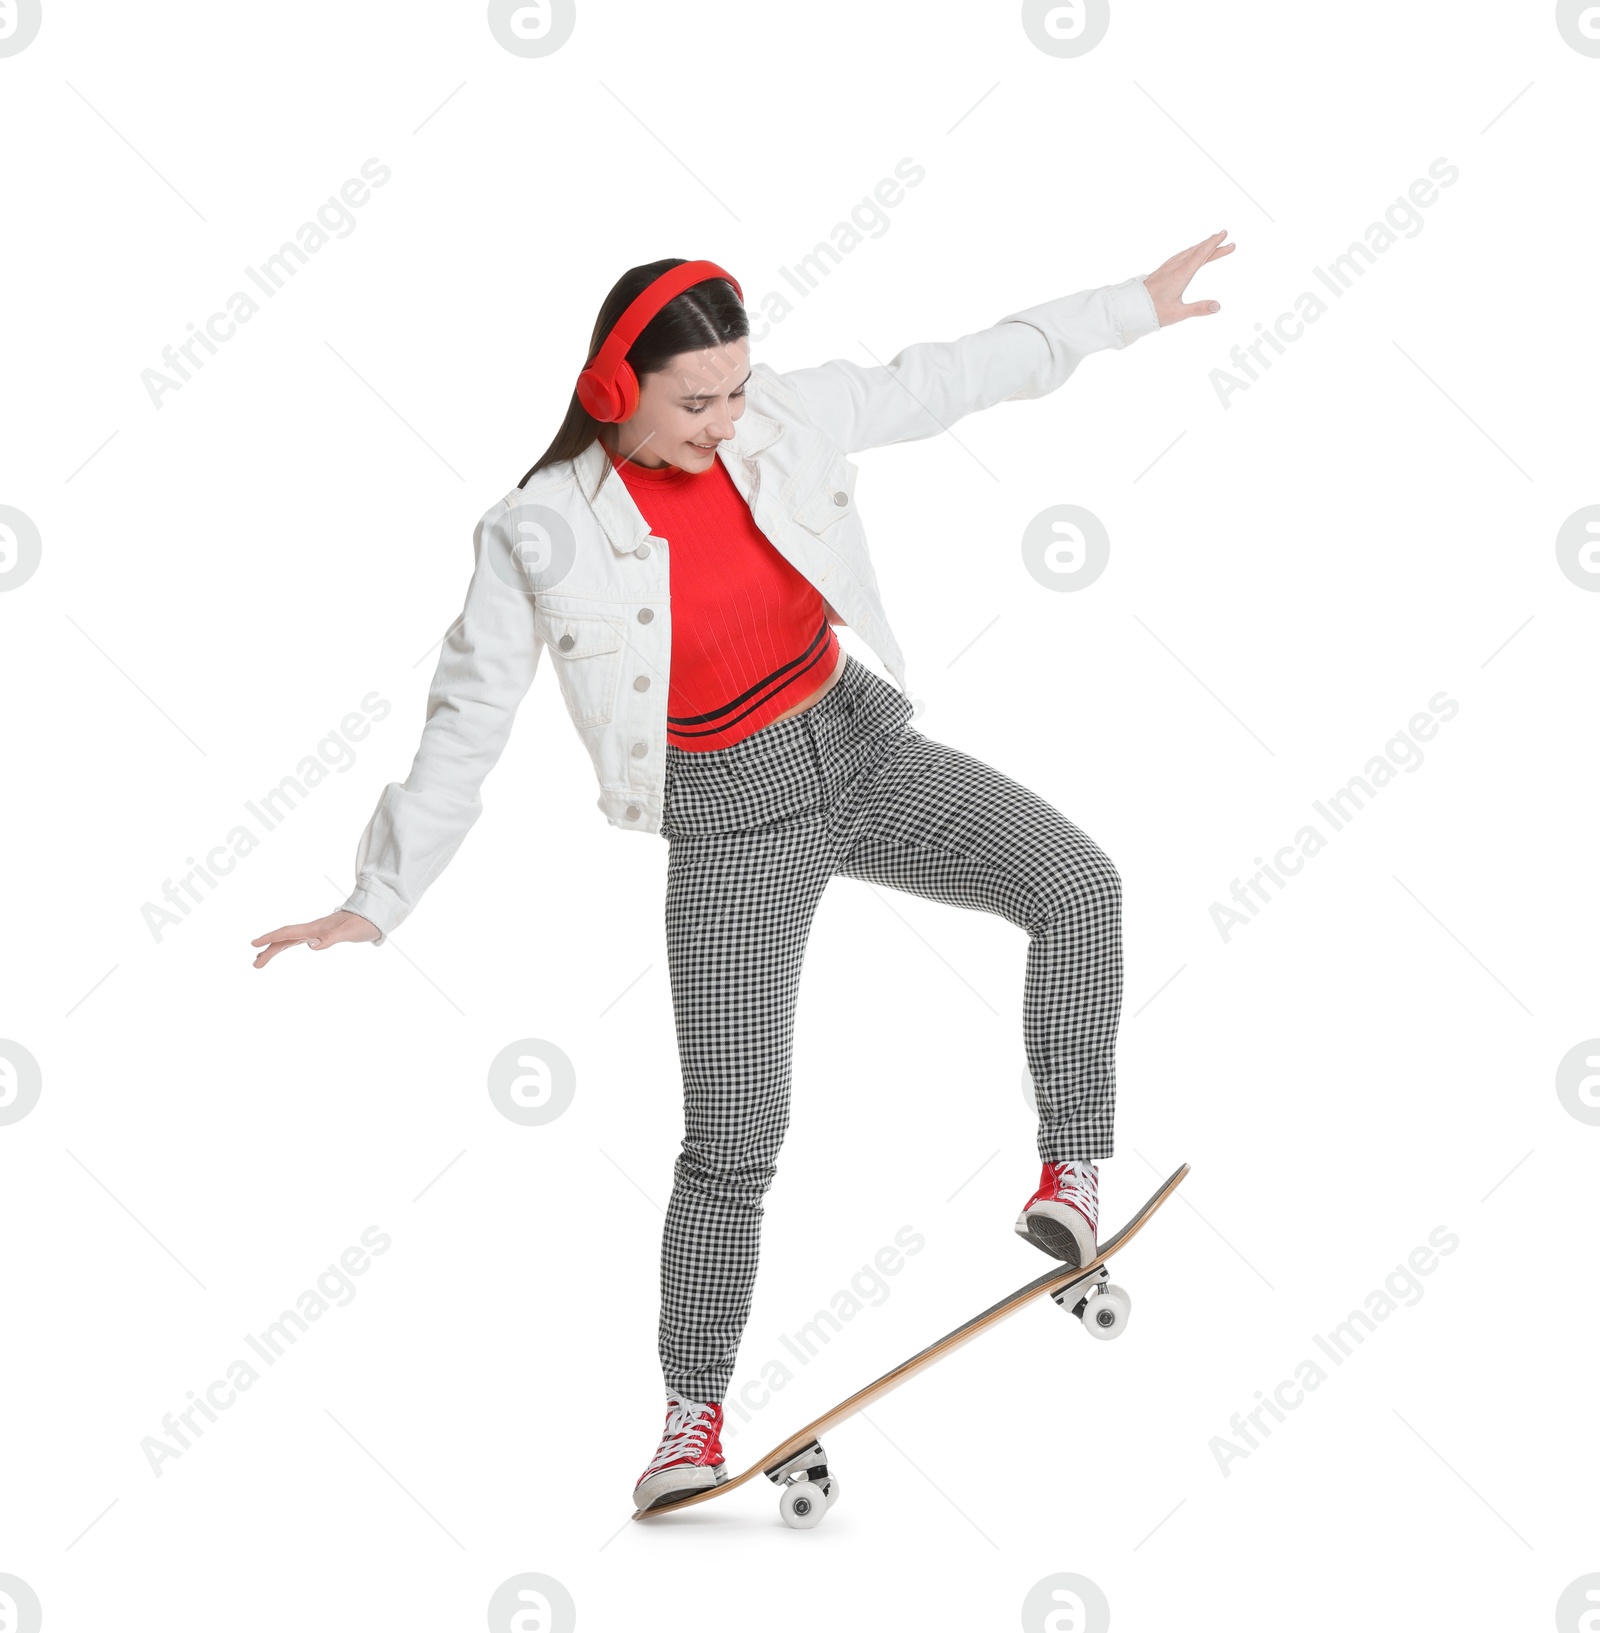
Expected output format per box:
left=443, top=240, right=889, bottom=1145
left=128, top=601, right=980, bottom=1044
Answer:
left=608, top=337, right=751, bottom=472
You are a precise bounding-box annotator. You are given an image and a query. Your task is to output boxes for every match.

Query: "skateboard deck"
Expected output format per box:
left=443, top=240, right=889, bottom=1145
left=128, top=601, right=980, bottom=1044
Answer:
left=632, top=1161, right=1189, bottom=1523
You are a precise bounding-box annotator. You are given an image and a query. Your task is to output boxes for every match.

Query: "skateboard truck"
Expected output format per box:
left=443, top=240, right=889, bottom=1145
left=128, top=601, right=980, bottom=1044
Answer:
left=762, top=1440, right=841, bottom=1530
left=1049, top=1264, right=1133, bottom=1340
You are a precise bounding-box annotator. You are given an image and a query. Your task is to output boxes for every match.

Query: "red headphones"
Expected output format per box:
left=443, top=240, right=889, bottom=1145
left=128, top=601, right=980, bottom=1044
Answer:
left=576, top=259, right=744, bottom=423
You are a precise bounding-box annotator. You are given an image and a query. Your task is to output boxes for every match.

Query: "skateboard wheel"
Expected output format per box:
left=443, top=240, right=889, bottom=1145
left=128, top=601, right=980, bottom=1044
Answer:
left=821, top=1474, right=841, bottom=1509
left=1081, top=1282, right=1131, bottom=1341
left=779, top=1480, right=829, bottom=1529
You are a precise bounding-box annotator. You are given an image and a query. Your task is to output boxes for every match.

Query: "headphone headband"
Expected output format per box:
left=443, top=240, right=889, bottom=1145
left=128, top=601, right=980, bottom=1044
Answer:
left=576, top=259, right=744, bottom=423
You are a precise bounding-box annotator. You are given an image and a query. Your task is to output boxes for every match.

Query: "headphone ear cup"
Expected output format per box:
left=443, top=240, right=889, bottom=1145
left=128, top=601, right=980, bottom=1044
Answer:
left=576, top=358, right=640, bottom=424
left=576, top=365, right=618, bottom=422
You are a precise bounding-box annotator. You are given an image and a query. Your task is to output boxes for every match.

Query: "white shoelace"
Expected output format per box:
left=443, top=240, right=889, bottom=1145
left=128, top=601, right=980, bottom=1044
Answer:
left=643, top=1397, right=718, bottom=1475
left=1052, top=1160, right=1099, bottom=1231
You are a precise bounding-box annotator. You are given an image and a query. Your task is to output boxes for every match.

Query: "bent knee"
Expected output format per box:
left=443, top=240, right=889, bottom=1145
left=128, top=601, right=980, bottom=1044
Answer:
left=1028, top=843, right=1121, bottom=933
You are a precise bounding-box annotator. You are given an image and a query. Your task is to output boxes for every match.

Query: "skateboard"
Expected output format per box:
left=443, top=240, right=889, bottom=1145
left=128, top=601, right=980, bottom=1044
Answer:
left=632, top=1161, right=1189, bottom=1526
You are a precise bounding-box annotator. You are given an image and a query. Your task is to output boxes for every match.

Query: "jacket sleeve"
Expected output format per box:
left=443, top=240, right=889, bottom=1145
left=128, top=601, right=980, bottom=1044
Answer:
left=775, top=275, right=1160, bottom=456
left=340, top=497, right=542, bottom=944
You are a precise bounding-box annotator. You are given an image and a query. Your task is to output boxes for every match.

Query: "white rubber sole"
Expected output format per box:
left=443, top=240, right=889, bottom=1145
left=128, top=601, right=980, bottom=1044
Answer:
left=632, top=1459, right=729, bottom=1513
left=1014, top=1200, right=1096, bottom=1266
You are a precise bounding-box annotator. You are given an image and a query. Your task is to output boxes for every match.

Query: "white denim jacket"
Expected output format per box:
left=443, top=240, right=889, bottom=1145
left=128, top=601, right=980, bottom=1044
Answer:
left=342, top=274, right=1160, bottom=941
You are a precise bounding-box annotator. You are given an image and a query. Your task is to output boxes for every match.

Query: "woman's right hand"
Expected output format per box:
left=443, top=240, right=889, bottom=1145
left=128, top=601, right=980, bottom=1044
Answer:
left=251, top=910, right=380, bottom=968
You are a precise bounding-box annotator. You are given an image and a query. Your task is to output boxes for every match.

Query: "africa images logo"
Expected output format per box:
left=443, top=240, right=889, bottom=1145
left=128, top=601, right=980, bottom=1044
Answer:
left=0, top=0, right=42, bottom=56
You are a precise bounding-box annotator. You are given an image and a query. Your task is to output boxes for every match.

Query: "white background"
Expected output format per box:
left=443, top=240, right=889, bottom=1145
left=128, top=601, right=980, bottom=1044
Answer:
left=2, top=2, right=1597, bottom=1628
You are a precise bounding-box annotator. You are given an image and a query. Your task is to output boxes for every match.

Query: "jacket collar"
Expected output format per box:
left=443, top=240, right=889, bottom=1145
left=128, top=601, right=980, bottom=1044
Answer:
left=578, top=405, right=783, bottom=555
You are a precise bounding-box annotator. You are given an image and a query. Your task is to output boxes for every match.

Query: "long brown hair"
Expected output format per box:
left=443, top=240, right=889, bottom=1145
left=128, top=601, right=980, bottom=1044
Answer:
left=518, top=257, right=749, bottom=495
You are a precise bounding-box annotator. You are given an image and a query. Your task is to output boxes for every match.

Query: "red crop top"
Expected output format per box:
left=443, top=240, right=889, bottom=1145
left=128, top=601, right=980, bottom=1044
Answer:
left=604, top=442, right=841, bottom=751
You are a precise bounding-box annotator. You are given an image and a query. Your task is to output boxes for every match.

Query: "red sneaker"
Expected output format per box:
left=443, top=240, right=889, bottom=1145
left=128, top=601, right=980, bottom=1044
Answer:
left=1014, top=1159, right=1099, bottom=1265
left=633, top=1395, right=729, bottom=1512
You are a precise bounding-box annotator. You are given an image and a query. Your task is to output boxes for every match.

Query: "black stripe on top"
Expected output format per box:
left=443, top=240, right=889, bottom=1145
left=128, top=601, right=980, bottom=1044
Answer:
left=667, top=618, right=836, bottom=741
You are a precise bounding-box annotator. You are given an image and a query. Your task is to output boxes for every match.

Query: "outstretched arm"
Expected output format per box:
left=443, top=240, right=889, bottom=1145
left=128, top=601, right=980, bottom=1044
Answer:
left=252, top=498, right=544, bottom=964
left=337, top=500, right=544, bottom=944
left=776, top=231, right=1233, bottom=456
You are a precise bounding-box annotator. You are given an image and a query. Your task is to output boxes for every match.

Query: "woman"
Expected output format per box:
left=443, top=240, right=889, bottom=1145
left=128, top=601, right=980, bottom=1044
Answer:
left=252, top=236, right=1232, bottom=1511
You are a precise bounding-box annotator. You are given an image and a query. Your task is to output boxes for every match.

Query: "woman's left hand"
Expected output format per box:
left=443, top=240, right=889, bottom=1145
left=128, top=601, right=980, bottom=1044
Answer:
left=1143, top=230, right=1234, bottom=326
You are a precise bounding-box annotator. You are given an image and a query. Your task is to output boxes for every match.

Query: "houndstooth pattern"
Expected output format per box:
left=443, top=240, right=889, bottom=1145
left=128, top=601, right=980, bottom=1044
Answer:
left=656, top=655, right=1122, bottom=1400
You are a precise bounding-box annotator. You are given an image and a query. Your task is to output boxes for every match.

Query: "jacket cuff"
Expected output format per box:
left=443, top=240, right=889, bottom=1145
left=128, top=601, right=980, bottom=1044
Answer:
left=1109, top=274, right=1160, bottom=345
left=341, top=885, right=402, bottom=947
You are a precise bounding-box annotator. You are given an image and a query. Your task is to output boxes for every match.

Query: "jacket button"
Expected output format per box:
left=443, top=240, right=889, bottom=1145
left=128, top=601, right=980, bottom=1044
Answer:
left=634, top=543, right=651, bottom=559
left=558, top=633, right=575, bottom=651
left=637, top=607, right=654, bottom=623
left=625, top=804, right=641, bottom=821
left=631, top=741, right=647, bottom=758
left=832, top=491, right=848, bottom=506
left=633, top=675, right=650, bottom=692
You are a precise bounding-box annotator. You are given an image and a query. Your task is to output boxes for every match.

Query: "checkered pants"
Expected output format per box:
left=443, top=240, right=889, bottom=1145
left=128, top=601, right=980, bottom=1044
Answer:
left=657, top=655, right=1121, bottom=1400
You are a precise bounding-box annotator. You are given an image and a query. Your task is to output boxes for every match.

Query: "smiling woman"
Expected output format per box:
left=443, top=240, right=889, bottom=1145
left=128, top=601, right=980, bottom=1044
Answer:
left=251, top=234, right=1235, bottom=1519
